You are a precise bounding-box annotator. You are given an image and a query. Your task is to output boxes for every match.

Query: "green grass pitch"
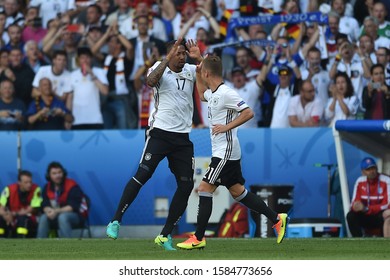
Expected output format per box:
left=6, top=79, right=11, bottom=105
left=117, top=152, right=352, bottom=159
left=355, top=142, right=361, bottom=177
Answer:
left=1, top=238, right=390, bottom=260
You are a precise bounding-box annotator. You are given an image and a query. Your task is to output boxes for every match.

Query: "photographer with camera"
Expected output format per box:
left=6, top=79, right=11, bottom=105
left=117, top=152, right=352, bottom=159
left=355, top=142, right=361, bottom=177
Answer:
left=26, top=77, right=73, bottom=130
left=362, top=63, right=390, bottom=120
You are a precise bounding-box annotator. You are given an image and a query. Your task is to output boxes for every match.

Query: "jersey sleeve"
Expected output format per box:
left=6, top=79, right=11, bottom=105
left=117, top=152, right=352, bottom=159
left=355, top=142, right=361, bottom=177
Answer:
left=147, top=61, right=162, bottom=78
left=32, top=68, right=43, bottom=88
left=225, top=88, right=249, bottom=112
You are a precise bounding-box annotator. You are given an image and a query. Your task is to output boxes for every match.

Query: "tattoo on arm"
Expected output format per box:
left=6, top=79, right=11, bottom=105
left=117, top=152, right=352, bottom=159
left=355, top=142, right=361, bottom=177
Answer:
left=146, top=59, right=169, bottom=87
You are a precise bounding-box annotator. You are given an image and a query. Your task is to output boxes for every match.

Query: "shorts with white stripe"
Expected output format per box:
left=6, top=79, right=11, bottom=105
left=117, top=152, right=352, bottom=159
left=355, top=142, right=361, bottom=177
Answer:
left=202, top=157, right=245, bottom=188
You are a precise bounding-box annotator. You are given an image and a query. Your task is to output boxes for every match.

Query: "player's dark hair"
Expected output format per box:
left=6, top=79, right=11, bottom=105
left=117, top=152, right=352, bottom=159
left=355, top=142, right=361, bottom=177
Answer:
left=203, top=54, right=223, bottom=77
left=166, top=39, right=187, bottom=53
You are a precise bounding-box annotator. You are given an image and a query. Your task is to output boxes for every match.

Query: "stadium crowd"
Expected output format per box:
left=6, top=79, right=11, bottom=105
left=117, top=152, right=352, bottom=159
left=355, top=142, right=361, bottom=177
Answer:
left=0, top=0, right=389, bottom=130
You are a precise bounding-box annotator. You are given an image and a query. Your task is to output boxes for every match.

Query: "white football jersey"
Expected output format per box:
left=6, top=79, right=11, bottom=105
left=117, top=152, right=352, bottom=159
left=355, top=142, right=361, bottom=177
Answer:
left=32, top=65, right=72, bottom=98
left=204, top=84, right=249, bottom=160
left=147, top=62, right=196, bottom=133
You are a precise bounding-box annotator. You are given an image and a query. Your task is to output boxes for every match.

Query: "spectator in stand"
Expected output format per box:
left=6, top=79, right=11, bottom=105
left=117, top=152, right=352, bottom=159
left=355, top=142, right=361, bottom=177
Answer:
left=331, top=0, right=360, bottom=43
left=325, top=72, right=359, bottom=126
left=362, top=64, right=390, bottom=120
left=23, top=40, right=47, bottom=73
left=28, top=0, right=76, bottom=29
left=69, top=47, right=108, bottom=129
left=358, top=34, right=376, bottom=79
left=329, top=39, right=364, bottom=107
left=37, top=161, right=89, bottom=238
left=4, top=0, right=24, bottom=28
left=301, top=47, right=330, bottom=107
left=375, top=47, right=390, bottom=86
left=347, top=157, right=390, bottom=237
left=42, top=14, right=79, bottom=71
left=0, top=170, right=42, bottom=238
left=2, top=24, right=24, bottom=52
left=119, top=1, right=167, bottom=42
left=26, top=78, right=73, bottom=130
left=79, top=4, right=105, bottom=32
left=105, top=0, right=133, bottom=28
left=21, top=6, right=47, bottom=44
left=288, top=80, right=324, bottom=127
left=32, top=50, right=72, bottom=107
left=9, top=48, right=35, bottom=107
left=91, top=22, right=137, bottom=129
left=324, top=11, right=342, bottom=64
left=0, top=49, right=15, bottom=83
left=0, top=11, right=8, bottom=49
left=177, top=2, right=210, bottom=40
left=362, top=16, right=390, bottom=51
left=258, top=64, right=301, bottom=128
left=0, top=79, right=25, bottom=130
left=233, top=47, right=260, bottom=81
left=228, top=67, right=262, bottom=128
left=372, top=2, right=390, bottom=39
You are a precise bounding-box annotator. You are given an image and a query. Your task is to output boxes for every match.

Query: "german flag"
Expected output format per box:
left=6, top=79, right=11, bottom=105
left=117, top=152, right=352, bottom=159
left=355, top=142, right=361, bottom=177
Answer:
left=220, top=9, right=234, bottom=38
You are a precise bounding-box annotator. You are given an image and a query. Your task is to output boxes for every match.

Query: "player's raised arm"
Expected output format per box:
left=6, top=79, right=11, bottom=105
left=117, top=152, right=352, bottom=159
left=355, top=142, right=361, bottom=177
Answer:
left=146, top=38, right=183, bottom=88
left=196, top=61, right=207, bottom=101
left=185, top=39, right=203, bottom=63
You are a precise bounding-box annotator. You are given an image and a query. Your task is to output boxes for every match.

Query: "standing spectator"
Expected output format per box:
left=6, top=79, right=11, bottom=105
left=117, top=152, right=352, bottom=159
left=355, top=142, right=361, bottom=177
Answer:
left=347, top=157, right=390, bottom=237
left=233, top=47, right=260, bottom=81
left=0, top=170, right=42, bottom=238
left=0, top=79, right=25, bottom=130
left=372, top=2, right=390, bottom=39
left=37, top=161, right=88, bottom=238
left=362, top=64, right=390, bottom=120
left=79, top=4, right=104, bottom=32
left=105, top=0, right=133, bottom=28
left=26, top=78, right=73, bottom=130
left=177, top=54, right=288, bottom=250
left=23, top=40, right=47, bottom=73
left=9, top=48, right=35, bottom=107
left=21, top=6, right=47, bottom=44
left=2, top=24, right=23, bottom=52
left=301, top=47, right=331, bottom=107
left=28, top=0, right=76, bottom=29
left=375, top=47, right=390, bottom=86
left=4, top=0, right=24, bottom=28
left=325, top=72, right=359, bottom=126
left=68, top=47, right=108, bottom=129
left=106, top=39, right=202, bottom=251
left=0, top=49, right=15, bottom=83
left=288, top=80, right=324, bottom=127
left=91, top=23, right=137, bottom=129
left=119, top=1, right=167, bottom=42
left=362, top=16, right=390, bottom=51
left=31, top=50, right=72, bottom=106
left=331, top=0, right=360, bottom=42
left=228, top=67, right=262, bottom=128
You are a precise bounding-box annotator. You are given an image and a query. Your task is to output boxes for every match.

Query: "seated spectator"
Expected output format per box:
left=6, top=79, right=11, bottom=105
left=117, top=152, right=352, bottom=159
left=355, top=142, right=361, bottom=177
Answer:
left=325, top=72, right=359, bottom=126
left=69, top=47, right=108, bottom=130
left=362, top=64, right=390, bottom=119
left=347, top=157, right=390, bottom=237
left=0, top=79, right=25, bottom=130
left=0, top=170, right=42, bottom=238
left=26, top=78, right=74, bottom=130
left=32, top=50, right=72, bottom=106
left=288, top=80, right=324, bottom=127
left=37, top=162, right=89, bottom=238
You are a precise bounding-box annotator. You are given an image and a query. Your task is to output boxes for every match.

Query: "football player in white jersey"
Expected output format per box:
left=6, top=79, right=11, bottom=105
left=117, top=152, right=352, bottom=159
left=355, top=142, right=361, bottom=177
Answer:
left=106, top=38, right=203, bottom=250
left=177, top=55, right=289, bottom=250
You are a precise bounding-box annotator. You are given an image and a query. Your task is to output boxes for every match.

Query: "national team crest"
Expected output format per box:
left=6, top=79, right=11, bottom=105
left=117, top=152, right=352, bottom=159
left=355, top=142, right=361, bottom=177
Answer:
left=145, top=153, right=152, bottom=161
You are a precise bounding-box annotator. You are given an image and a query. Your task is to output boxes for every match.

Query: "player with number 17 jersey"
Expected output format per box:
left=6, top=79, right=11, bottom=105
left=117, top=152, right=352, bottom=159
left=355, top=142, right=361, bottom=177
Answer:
left=147, top=61, right=197, bottom=133
left=204, top=84, right=249, bottom=160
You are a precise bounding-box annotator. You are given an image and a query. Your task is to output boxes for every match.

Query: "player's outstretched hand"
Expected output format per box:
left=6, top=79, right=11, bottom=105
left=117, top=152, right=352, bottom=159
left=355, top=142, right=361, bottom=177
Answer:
left=196, top=60, right=203, bottom=74
left=186, top=39, right=202, bottom=62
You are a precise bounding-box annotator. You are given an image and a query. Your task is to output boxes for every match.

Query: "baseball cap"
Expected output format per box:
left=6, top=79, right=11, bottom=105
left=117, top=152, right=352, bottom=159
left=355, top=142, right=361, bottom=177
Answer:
left=278, top=65, right=291, bottom=76
left=360, top=157, right=377, bottom=170
left=231, top=67, right=245, bottom=75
